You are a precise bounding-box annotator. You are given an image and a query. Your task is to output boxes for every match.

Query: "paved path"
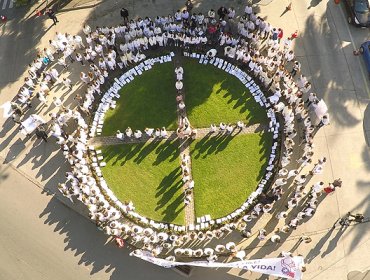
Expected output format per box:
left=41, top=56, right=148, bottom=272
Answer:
left=88, top=124, right=265, bottom=146
left=172, top=56, right=196, bottom=227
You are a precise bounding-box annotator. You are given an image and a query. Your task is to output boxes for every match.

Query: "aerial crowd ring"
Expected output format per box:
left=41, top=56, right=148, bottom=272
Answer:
left=11, top=15, right=320, bottom=265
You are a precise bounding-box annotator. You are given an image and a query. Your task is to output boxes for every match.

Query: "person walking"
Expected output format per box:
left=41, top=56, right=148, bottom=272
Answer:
left=120, top=8, right=129, bottom=22
left=46, top=8, right=58, bottom=25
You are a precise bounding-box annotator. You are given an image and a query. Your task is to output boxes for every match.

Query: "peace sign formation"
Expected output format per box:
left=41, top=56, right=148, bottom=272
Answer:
left=80, top=50, right=282, bottom=245
left=3, top=2, right=331, bottom=265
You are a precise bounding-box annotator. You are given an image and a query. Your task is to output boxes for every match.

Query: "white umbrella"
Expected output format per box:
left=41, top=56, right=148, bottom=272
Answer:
left=215, top=245, right=226, bottom=253
left=226, top=242, right=236, bottom=251
left=235, top=250, right=246, bottom=260
left=204, top=248, right=214, bottom=256
left=242, top=215, right=252, bottom=222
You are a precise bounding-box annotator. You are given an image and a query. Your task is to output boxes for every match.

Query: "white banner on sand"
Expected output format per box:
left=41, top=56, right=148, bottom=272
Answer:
left=130, top=251, right=304, bottom=280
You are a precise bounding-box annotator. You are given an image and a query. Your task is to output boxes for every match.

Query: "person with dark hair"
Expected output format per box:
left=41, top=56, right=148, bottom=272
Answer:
left=35, top=125, right=48, bottom=142
left=217, top=6, right=228, bottom=20
left=46, top=8, right=58, bottom=25
left=120, top=8, right=129, bottom=22
left=185, top=0, right=193, bottom=12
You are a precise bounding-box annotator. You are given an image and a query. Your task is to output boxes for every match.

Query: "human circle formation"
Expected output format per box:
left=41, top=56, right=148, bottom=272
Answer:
left=8, top=4, right=332, bottom=263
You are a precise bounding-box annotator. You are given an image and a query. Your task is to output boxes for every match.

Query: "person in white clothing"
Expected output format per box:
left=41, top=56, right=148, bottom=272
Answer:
left=237, top=120, right=245, bottom=129
left=134, top=130, right=142, bottom=139
left=178, top=101, right=185, bottom=110
left=317, top=114, right=330, bottom=128
left=175, top=80, right=183, bottom=91
left=145, top=128, right=154, bottom=137
left=226, top=123, right=233, bottom=133
left=62, top=77, right=73, bottom=90
left=210, top=124, right=217, bottom=133
left=53, top=96, right=62, bottom=107
left=125, top=127, right=133, bottom=137
left=310, top=157, right=326, bottom=175
left=160, top=127, right=168, bottom=138
left=312, top=181, right=324, bottom=194
left=116, top=130, right=124, bottom=140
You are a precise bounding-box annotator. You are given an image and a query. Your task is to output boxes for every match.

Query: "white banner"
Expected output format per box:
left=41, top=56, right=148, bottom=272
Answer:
left=130, top=251, right=304, bottom=279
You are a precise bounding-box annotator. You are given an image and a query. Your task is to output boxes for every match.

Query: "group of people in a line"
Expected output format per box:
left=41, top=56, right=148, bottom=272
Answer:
left=116, top=127, right=168, bottom=140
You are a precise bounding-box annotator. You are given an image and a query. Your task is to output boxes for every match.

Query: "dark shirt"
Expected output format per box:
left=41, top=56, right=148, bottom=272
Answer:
left=46, top=10, right=56, bottom=19
left=120, top=8, right=129, bottom=17
left=217, top=7, right=227, bottom=17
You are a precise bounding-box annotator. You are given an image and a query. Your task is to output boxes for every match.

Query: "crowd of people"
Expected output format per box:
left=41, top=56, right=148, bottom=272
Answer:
left=1, top=0, right=337, bottom=265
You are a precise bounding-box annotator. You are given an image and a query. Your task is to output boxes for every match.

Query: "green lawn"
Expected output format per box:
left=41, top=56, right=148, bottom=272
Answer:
left=190, top=132, right=272, bottom=219
left=102, top=62, right=178, bottom=136
left=99, top=56, right=272, bottom=223
left=100, top=139, right=185, bottom=225
left=182, top=58, right=267, bottom=128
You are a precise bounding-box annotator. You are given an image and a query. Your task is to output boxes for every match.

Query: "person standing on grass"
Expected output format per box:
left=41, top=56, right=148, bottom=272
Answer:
left=46, top=8, right=59, bottom=25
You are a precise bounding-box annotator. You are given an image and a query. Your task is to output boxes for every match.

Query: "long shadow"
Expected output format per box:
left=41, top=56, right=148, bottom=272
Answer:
left=305, top=227, right=336, bottom=264
left=191, top=133, right=234, bottom=159
left=38, top=195, right=185, bottom=279
left=134, top=139, right=161, bottom=163
left=153, top=138, right=179, bottom=165
left=155, top=167, right=181, bottom=198
left=320, top=227, right=347, bottom=258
